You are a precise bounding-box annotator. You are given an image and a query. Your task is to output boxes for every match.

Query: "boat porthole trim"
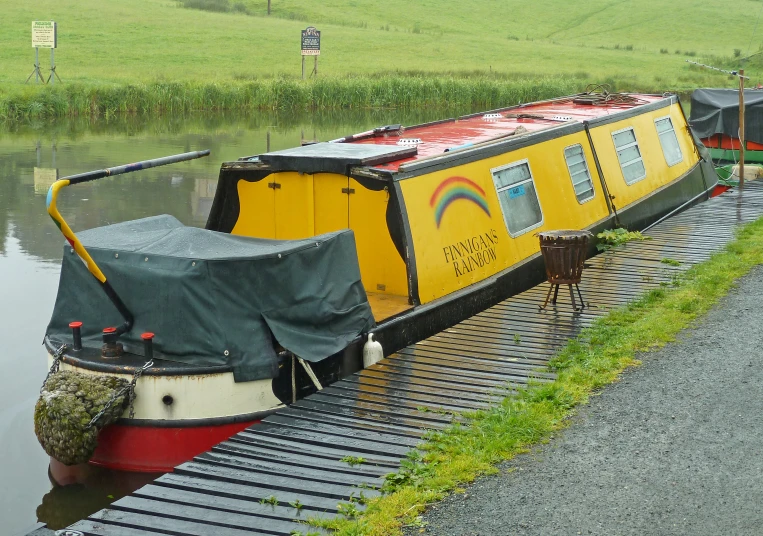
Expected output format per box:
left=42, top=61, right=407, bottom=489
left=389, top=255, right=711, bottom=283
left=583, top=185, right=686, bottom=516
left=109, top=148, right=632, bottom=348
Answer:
left=611, top=126, right=647, bottom=185
left=654, top=115, right=684, bottom=167
left=562, top=143, right=596, bottom=204
left=489, top=158, right=544, bottom=238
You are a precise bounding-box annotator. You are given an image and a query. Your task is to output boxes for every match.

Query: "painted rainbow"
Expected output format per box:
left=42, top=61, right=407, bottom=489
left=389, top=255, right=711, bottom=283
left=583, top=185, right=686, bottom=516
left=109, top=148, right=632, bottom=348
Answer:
left=429, top=176, right=491, bottom=228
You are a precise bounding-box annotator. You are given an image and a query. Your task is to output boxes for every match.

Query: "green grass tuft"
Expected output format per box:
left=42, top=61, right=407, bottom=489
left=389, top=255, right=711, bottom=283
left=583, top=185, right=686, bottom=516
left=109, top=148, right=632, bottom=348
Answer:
left=0, top=76, right=584, bottom=121
left=596, top=228, right=651, bottom=251
left=341, top=455, right=366, bottom=467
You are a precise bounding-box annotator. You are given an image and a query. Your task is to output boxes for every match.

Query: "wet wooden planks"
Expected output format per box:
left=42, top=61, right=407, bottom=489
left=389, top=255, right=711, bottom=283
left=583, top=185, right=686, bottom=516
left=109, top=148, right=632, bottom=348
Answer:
left=64, top=183, right=763, bottom=536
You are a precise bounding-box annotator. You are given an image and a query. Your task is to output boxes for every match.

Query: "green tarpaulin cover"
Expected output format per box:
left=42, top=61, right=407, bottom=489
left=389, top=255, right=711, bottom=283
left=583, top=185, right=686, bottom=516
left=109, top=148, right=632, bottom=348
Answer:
left=690, top=88, right=763, bottom=144
left=46, top=215, right=375, bottom=382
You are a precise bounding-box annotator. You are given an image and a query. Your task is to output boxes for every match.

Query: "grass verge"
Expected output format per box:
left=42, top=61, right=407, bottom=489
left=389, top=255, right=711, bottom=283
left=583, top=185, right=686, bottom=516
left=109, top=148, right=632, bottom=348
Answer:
left=0, top=76, right=584, bottom=121
left=306, top=215, right=763, bottom=536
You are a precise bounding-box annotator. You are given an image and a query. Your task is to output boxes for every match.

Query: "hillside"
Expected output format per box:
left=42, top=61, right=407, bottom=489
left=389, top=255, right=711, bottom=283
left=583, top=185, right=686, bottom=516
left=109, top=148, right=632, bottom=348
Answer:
left=2, top=0, right=763, bottom=88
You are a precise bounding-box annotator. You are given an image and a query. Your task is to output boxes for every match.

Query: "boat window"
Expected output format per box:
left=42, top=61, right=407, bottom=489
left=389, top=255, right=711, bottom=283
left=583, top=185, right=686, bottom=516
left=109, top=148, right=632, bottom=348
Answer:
left=612, top=127, right=646, bottom=184
left=654, top=116, right=683, bottom=166
left=491, top=159, right=543, bottom=236
left=563, top=144, right=595, bottom=203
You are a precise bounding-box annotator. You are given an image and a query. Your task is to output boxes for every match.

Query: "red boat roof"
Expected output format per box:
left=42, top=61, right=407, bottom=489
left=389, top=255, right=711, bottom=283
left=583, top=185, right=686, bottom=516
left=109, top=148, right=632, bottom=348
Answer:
left=351, top=93, right=664, bottom=172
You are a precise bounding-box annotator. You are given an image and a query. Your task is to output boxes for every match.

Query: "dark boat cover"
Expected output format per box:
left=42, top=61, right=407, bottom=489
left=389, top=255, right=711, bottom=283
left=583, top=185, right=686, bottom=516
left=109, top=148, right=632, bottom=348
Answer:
left=690, top=88, right=763, bottom=144
left=46, top=215, right=375, bottom=382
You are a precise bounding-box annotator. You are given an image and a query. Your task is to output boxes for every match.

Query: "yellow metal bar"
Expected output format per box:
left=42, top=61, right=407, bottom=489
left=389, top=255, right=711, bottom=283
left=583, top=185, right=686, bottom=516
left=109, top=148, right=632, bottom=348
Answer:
left=46, top=179, right=107, bottom=283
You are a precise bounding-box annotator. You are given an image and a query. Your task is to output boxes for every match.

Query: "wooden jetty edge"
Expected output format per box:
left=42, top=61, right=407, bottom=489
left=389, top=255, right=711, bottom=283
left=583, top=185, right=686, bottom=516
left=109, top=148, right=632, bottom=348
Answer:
left=50, top=183, right=763, bottom=536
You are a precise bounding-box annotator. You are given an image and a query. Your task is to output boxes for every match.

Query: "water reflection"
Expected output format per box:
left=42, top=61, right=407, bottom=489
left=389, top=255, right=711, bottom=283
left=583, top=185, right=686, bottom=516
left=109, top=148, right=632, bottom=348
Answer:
left=40, top=460, right=160, bottom=530
left=0, top=106, right=472, bottom=535
left=191, top=178, right=218, bottom=225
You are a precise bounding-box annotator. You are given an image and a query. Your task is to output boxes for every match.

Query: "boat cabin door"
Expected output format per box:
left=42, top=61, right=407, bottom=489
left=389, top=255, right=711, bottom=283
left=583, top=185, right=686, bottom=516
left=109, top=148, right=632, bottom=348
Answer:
left=314, top=173, right=349, bottom=235
left=314, top=173, right=407, bottom=297
left=236, top=171, right=316, bottom=240
left=305, top=172, right=411, bottom=310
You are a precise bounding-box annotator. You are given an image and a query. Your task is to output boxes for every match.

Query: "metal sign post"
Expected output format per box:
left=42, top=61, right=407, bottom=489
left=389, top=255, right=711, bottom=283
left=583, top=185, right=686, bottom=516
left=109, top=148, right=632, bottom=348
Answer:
left=28, top=47, right=41, bottom=83
left=739, top=69, right=746, bottom=188
left=27, top=21, right=59, bottom=84
left=300, top=26, right=320, bottom=79
left=50, top=48, right=57, bottom=85
left=26, top=45, right=44, bottom=84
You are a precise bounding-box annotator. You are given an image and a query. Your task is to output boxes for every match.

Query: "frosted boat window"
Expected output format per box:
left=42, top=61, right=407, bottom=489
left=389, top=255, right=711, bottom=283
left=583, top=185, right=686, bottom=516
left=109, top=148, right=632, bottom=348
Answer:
left=612, top=127, right=646, bottom=184
left=563, top=144, right=595, bottom=203
left=491, top=159, right=543, bottom=237
left=655, top=116, right=683, bottom=167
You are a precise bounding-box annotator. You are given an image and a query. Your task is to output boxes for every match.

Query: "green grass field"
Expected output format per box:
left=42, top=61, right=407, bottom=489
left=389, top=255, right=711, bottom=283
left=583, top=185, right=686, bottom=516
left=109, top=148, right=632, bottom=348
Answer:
left=4, top=0, right=763, bottom=83
left=2, top=0, right=763, bottom=116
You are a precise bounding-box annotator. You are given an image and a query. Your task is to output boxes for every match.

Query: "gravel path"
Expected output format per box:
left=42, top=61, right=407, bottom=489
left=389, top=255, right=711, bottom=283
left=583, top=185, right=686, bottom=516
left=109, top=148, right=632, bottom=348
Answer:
left=406, top=267, right=763, bottom=536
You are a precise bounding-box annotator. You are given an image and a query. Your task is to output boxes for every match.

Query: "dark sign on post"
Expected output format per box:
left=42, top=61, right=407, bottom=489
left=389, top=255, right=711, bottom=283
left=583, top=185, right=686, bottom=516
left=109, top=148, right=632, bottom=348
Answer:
left=301, top=27, right=320, bottom=56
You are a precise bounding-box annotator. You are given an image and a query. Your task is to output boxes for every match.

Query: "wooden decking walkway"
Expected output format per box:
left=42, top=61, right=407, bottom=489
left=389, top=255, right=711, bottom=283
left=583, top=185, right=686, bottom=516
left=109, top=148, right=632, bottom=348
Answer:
left=63, top=183, right=763, bottom=536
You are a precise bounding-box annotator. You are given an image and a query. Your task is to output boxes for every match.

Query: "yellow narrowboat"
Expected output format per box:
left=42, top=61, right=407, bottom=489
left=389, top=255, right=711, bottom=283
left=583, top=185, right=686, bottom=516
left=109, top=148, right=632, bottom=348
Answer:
left=209, top=91, right=715, bottom=350
left=41, top=90, right=716, bottom=472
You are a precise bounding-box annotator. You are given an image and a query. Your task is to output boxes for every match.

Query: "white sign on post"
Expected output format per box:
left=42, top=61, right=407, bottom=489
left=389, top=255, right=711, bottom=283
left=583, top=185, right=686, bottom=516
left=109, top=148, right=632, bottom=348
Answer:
left=32, top=21, right=57, bottom=48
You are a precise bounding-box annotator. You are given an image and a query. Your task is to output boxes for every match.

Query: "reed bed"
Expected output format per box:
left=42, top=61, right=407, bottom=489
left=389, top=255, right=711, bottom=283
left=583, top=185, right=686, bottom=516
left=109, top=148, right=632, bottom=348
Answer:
left=0, top=76, right=584, bottom=121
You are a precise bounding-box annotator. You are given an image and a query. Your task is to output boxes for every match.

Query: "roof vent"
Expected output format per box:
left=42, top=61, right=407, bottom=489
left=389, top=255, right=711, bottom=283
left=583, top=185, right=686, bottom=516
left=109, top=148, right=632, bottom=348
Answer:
left=397, top=138, right=422, bottom=146
left=483, top=113, right=502, bottom=120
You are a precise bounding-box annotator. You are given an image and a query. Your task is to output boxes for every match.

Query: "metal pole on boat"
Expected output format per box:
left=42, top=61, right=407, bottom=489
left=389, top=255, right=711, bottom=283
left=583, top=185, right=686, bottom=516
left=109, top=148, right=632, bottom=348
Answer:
left=62, top=150, right=211, bottom=185
left=739, top=69, right=746, bottom=189
left=684, top=61, right=750, bottom=187
left=46, top=150, right=211, bottom=336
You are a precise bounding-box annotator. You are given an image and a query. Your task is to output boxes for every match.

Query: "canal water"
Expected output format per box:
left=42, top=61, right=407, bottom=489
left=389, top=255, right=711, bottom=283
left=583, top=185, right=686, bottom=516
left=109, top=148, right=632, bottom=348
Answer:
left=0, top=108, right=469, bottom=534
